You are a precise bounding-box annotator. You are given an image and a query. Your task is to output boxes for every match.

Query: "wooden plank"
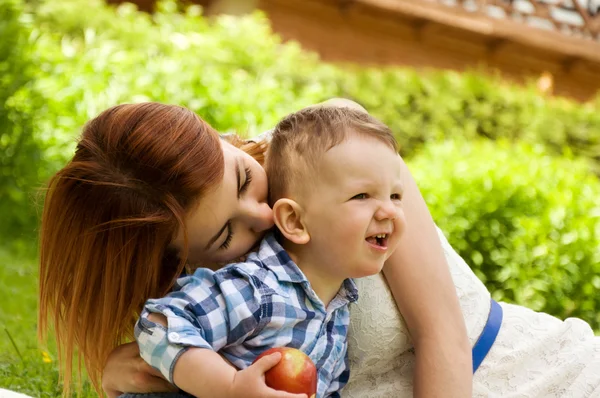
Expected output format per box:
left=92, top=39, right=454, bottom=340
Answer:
left=348, top=0, right=600, bottom=64
left=259, top=0, right=600, bottom=101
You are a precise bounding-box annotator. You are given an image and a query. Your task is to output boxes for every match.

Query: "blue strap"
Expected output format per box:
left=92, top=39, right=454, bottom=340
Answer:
left=472, top=299, right=503, bottom=373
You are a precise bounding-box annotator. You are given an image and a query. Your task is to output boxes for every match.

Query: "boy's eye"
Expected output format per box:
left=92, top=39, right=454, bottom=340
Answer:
left=391, top=193, right=402, bottom=201
left=351, top=193, right=368, bottom=200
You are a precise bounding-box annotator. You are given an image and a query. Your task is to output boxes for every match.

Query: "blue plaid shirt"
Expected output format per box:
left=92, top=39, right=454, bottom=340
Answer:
left=135, top=232, right=358, bottom=398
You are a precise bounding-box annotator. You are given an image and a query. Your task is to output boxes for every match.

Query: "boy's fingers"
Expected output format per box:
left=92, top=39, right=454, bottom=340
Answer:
left=266, top=391, right=307, bottom=398
left=278, top=393, right=308, bottom=398
left=250, top=354, right=309, bottom=398
left=251, top=352, right=282, bottom=373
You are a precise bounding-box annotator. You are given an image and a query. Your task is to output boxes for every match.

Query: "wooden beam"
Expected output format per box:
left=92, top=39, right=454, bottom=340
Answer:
left=411, top=19, right=437, bottom=42
left=485, top=37, right=508, bottom=58
left=350, top=0, right=600, bottom=65
left=562, top=56, right=580, bottom=75
left=259, top=0, right=600, bottom=101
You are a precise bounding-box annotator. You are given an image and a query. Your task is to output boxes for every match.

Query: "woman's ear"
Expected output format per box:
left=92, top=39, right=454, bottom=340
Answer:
left=272, top=198, right=310, bottom=245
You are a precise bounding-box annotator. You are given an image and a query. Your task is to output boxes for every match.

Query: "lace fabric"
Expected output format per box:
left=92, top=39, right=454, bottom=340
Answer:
left=344, top=228, right=600, bottom=397
left=251, top=131, right=600, bottom=397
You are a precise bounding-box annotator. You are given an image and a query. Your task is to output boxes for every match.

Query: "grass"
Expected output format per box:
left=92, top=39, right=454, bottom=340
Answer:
left=1, top=235, right=597, bottom=396
left=0, top=240, right=95, bottom=397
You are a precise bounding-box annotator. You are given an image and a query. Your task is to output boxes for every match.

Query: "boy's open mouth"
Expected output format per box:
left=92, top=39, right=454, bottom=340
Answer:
left=366, top=233, right=389, bottom=248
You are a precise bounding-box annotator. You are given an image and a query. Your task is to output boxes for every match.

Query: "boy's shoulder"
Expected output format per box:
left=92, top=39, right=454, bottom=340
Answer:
left=189, top=256, right=270, bottom=283
left=217, top=233, right=299, bottom=278
left=188, top=233, right=306, bottom=292
left=218, top=257, right=271, bottom=279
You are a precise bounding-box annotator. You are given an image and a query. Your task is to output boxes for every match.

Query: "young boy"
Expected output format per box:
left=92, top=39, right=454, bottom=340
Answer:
left=135, top=107, right=407, bottom=398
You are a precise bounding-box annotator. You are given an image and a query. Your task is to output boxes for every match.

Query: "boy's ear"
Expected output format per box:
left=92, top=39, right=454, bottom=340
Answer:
left=272, top=198, right=310, bottom=245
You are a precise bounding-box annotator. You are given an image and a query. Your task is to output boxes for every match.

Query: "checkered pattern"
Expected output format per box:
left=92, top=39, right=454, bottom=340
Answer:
left=135, top=232, right=358, bottom=398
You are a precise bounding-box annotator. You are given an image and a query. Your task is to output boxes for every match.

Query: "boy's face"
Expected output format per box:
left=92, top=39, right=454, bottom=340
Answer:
left=300, top=132, right=406, bottom=280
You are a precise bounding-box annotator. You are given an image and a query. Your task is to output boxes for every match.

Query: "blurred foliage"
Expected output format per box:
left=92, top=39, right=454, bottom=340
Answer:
left=0, top=0, right=44, bottom=240
left=1, top=0, right=599, bottom=243
left=340, top=68, right=600, bottom=172
left=410, top=139, right=600, bottom=330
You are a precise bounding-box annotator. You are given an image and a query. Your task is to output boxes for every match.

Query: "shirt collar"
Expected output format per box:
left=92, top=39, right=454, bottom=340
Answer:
left=338, top=279, right=359, bottom=303
left=251, top=232, right=359, bottom=303
left=250, top=232, right=308, bottom=284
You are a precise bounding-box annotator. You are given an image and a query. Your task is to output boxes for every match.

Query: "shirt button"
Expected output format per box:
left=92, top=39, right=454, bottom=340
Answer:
left=168, top=332, right=180, bottom=342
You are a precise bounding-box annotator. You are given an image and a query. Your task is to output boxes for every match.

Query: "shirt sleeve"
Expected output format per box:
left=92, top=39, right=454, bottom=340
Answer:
left=135, top=266, right=263, bottom=383
left=324, top=345, right=350, bottom=398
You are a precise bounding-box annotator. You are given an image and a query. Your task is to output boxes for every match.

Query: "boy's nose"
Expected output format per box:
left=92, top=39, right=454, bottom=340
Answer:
left=375, top=200, right=398, bottom=221
left=242, top=200, right=274, bottom=233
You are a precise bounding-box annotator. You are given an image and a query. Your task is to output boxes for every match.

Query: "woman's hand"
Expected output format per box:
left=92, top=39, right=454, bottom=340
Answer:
left=102, top=342, right=178, bottom=398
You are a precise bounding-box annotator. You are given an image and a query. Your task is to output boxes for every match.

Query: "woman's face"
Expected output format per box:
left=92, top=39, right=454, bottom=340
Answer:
left=172, top=139, right=273, bottom=266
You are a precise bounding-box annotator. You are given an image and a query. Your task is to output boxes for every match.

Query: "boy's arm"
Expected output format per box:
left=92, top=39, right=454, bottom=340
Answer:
left=135, top=269, right=262, bottom=393
left=141, top=270, right=307, bottom=398
left=173, top=347, right=305, bottom=398
left=382, top=155, right=472, bottom=397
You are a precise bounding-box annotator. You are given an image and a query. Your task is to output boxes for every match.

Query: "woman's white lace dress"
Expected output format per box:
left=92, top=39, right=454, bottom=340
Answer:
left=344, top=228, right=600, bottom=397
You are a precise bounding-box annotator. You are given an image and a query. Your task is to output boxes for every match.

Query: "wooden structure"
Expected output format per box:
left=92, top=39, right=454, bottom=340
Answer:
left=113, top=0, right=600, bottom=101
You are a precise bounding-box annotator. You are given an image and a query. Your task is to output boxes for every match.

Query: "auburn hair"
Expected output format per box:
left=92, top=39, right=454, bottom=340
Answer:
left=38, top=103, right=225, bottom=395
left=265, top=106, right=397, bottom=205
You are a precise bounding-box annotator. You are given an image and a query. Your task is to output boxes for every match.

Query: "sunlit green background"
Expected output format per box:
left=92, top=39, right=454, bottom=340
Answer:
left=1, top=0, right=599, bottom=395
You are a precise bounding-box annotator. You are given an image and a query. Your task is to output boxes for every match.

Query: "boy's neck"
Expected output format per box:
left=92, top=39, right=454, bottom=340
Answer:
left=281, top=239, right=345, bottom=307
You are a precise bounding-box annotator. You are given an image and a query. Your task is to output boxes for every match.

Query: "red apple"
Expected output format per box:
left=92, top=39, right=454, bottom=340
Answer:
left=254, top=347, right=317, bottom=397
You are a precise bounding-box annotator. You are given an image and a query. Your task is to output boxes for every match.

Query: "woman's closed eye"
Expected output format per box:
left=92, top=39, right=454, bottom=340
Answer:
left=239, top=167, right=253, bottom=197
left=220, top=167, right=253, bottom=251
left=219, top=221, right=234, bottom=250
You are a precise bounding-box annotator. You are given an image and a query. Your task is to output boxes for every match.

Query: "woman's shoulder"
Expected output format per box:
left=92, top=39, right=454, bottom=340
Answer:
left=249, top=129, right=273, bottom=143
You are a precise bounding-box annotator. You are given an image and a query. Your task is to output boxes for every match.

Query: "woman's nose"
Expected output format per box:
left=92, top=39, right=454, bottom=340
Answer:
left=241, top=199, right=274, bottom=233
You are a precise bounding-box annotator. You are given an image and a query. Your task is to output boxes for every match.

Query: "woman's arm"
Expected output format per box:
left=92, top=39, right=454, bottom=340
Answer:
left=383, top=155, right=472, bottom=397
left=102, top=342, right=178, bottom=398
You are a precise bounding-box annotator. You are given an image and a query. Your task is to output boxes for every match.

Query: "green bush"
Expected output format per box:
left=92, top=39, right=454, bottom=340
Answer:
left=29, top=0, right=338, bottom=154
left=0, top=0, right=44, bottom=240
left=409, top=139, right=600, bottom=330
left=340, top=68, right=600, bottom=170
left=1, top=0, right=340, bottom=241
left=3, top=0, right=599, bottom=242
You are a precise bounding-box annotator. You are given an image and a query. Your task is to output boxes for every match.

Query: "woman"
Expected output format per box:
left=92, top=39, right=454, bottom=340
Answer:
left=38, top=100, right=471, bottom=397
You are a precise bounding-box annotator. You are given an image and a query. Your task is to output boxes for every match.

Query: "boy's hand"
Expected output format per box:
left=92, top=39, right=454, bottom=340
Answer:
left=230, top=352, right=308, bottom=398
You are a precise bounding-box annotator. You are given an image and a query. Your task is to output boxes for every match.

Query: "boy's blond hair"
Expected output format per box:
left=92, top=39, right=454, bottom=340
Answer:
left=265, top=106, right=398, bottom=205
